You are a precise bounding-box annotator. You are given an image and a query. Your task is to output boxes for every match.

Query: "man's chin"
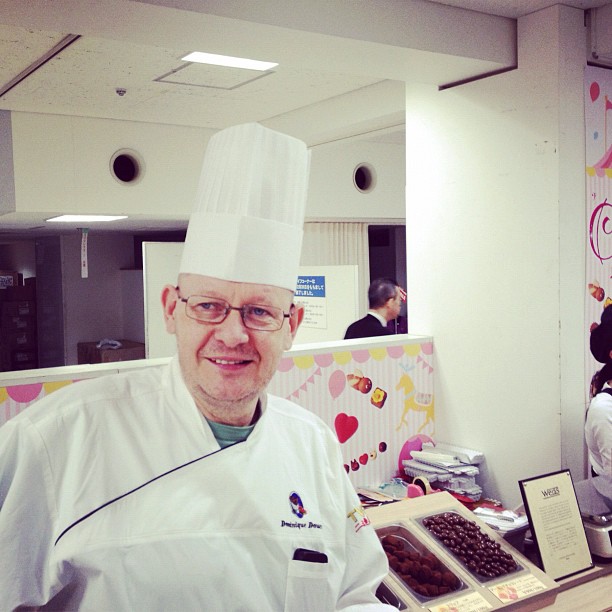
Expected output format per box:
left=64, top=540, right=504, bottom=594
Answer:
left=196, top=385, right=259, bottom=411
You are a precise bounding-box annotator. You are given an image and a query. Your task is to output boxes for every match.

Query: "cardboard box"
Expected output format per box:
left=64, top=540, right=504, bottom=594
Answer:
left=77, top=340, right=146, bottom=364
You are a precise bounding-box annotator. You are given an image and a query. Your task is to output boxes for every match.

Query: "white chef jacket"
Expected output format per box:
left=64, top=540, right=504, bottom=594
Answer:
left=586, top=385, right=612, bottom=476
left=0, top=356, right=392, bottom=611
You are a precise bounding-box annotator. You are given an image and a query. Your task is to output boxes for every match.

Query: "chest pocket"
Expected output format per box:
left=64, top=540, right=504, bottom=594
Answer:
left=284, top=557, right=334, bottom=612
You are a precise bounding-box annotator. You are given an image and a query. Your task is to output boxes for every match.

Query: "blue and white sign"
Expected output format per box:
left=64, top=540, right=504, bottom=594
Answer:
left=296, top=276, right=326, bottom=298
left=296, top=275, right=327, bottom=329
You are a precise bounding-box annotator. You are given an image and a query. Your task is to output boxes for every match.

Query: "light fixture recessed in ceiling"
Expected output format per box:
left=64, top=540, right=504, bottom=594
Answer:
left=181, top=51, right=278, bottom=71
left=46, top=215, right=128, bottom=223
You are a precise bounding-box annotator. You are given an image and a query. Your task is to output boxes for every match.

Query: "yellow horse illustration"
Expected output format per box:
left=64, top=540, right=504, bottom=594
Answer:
left=395, top=373, right=434, bottom=433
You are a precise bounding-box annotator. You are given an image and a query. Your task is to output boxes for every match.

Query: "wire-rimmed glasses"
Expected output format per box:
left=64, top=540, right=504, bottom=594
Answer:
left=176, top=288, right=291, bottom=332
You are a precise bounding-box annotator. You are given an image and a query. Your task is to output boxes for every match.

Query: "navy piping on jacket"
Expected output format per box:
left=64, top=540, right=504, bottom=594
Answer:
left=54, top=441, right=244, bottom=546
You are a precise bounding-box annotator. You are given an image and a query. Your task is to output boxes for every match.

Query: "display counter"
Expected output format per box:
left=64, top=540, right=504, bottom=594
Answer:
left=368, top=493, right=559, bottom=611
left=367, top=493, right=611, bottom=611
left=543, top=569, right=612, bottom=610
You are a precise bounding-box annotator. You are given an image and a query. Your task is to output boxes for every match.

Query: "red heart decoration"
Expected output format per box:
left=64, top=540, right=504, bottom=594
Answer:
left=334, top=412, right=358, bottom=443
left=359, top=453, right=369, bottom=465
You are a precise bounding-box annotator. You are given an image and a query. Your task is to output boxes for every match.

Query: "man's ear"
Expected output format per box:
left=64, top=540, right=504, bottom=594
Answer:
left=284, top=303, right=305, bottom=349
left=161, top=284, right=179, bottom=335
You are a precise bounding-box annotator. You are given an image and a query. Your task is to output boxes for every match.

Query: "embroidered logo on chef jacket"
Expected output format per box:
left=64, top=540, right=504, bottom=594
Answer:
left=289, top=491, right=307, bottom=518
left=347, top=505, right=371, bottom=533
left=280, top=492, right=323, bottom=530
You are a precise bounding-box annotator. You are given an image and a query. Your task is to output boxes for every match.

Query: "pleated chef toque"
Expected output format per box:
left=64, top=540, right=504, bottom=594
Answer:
left=179, top=123, right=310, bottom=291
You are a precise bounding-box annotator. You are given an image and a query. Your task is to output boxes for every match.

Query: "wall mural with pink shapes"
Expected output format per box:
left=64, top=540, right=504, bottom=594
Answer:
left=1, top=338, right=435, bottom=487
left=268, top=338, right=435, bottom=487
left=586, top=65, right=612, bottom=398
left=1, top=379, right=75, bottom=425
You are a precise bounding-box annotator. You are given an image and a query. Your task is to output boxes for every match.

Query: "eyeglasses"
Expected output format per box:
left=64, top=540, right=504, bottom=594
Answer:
left=176, top=288, right=292, bottom=331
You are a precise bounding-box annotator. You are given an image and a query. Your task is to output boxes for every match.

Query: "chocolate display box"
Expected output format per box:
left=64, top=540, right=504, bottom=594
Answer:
left=368, top=492, right=558, bottom=611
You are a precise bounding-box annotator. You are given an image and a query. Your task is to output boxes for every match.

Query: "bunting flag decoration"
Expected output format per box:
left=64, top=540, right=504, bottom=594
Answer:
left=286, top=367, right=322, bottom=399
left=417, top=354, right=434, bottom=373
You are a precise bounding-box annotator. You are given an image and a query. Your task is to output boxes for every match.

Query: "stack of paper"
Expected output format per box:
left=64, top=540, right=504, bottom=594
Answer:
left=402, top=441, right=484, bottom=501
left=422, top=441, right=484, bottom=464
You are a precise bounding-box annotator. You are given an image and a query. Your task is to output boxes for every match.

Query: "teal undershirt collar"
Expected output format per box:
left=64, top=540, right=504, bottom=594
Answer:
left=206, top=418, right=255, bottom=448
left=204, top=401, right=261, bottom=448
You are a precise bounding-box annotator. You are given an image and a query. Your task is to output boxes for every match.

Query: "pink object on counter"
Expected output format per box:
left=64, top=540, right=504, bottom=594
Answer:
left=397, top=434, right=434, bottom=475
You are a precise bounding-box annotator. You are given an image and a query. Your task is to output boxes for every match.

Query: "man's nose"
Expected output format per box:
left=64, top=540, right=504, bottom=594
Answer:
left=213, top=308, right=250, bottom=346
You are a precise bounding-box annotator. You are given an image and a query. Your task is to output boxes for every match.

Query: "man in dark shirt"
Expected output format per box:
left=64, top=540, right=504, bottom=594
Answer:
left=344, top=278, right=402, bottom=340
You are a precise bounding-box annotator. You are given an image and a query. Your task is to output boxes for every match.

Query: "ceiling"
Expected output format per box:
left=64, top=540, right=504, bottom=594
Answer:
left=433, top=0, right=610, bottom=17
left=0, top=0, right=611, bottom=239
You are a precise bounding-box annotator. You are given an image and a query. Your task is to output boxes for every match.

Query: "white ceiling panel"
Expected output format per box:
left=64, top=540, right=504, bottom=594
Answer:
left=0, top=24, right=69, bottom=81
left=0, top=34, right=383, bottom=129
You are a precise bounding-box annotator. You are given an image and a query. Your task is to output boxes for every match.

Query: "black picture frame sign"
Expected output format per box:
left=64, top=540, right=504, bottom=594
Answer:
left=519, top=469, right=593, bottom=581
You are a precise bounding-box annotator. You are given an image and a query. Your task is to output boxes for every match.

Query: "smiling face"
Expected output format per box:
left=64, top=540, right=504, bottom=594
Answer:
left=162, top=274, right=303, bottom=426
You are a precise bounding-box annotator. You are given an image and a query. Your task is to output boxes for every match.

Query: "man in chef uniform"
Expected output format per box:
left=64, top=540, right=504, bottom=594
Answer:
left=0, top=123, right=393, bottom=610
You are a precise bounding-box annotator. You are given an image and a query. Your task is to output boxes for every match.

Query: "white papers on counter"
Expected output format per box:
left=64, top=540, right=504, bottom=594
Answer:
left=421, top=441, right=484, bottom=465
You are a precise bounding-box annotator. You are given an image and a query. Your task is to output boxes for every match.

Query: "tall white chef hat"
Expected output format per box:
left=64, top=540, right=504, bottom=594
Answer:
left=179, top=122, right=310, bottom=291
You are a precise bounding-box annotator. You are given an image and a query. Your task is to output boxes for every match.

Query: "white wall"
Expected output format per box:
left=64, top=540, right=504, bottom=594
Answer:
left=10, top=113, right=213, bottom=218
left=405, top=5, right=586, bottom=508
left=557, top=7, right=589, bottom=498
left=9, top=111, right=406, bottom=224
left=308, top=139, right=405, bottom=221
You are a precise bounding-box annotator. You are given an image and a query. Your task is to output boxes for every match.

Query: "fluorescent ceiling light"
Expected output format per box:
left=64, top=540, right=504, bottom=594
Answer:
left=181, top=51, right=277, bottom=71
left=46, top=215, right=128, bottom=223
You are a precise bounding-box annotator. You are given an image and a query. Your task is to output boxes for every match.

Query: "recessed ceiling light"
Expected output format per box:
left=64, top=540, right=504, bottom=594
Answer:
left=181, top=51, right=278, bottom=71
left=46, top=215, right=128, bottom=223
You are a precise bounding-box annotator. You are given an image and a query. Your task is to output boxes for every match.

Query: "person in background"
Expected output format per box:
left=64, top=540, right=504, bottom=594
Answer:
left=344, top=277, right=402, bottom=340
left=587, top=306, right=612, bottom=477
left=0, top=123, right=393, bottom=610
left=387, top=286, right=408, bottom=334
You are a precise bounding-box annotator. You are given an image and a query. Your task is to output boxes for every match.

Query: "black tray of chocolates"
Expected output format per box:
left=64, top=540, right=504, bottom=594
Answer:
left=377, top=524, right=466, bottom=602
left=419, top=511, right=521, bottom=582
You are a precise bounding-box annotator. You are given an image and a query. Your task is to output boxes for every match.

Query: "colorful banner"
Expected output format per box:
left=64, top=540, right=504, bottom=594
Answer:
left=585, top=66, right=612, bottom=396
